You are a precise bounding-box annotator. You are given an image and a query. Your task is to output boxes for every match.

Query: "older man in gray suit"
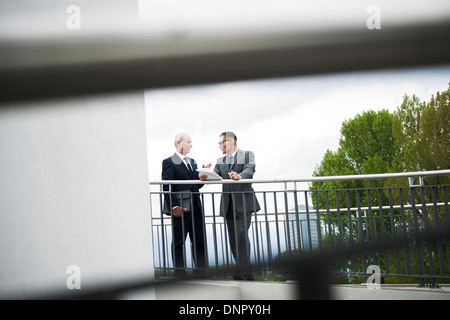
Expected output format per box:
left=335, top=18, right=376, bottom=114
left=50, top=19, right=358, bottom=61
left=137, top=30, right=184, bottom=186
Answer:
left=203, top=131, right=261, bottom=280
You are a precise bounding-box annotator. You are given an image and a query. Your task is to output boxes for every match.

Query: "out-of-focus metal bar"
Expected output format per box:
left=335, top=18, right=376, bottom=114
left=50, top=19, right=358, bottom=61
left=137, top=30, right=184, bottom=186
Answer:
left=1, top=21, right=450, bottom=103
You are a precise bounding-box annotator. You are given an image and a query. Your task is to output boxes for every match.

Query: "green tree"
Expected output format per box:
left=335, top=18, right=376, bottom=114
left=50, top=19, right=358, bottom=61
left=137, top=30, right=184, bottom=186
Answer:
left=387, top=84, right=449, bottom=221
left=311, top=109, right=398, bottom=210
left=389, top=85, right=450, bottom=185
left=339, top=109, right=398, bottom=175
left=308, top=86, right=449, bottom=282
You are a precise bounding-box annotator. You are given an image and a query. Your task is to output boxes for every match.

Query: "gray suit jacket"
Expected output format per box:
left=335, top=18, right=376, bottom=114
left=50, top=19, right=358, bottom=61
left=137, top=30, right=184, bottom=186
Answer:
left=213, top=149, right=261, bottom=217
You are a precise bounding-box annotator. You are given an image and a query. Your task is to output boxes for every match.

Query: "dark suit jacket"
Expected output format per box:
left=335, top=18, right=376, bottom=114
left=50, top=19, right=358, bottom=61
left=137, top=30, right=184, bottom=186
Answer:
left=213, top=149, right=261, bottom=217
left=161, top=153, right=204, bottom=216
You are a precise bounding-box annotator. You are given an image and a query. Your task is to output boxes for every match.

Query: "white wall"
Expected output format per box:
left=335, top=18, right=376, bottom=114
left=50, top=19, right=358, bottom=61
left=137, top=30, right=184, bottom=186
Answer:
left=0, top=1, right=154, bottom=299
left=0, top=93, right=154, bottom=299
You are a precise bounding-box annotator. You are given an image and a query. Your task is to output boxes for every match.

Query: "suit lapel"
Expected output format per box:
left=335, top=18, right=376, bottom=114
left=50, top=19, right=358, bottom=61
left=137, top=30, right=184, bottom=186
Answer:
left=171, top=153, right=192, bottom=178
left=170, top=153, right=180, bottom=165
left=230, top=155, right=236, bottom=172
left=221, top=155, right=231, bottom=177
left=187, top=158, right=195, bottom=178
left=230, top=149, right=243, bottom=172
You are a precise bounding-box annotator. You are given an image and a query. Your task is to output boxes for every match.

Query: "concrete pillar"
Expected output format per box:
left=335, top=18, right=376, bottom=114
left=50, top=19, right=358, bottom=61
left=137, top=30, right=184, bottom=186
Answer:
left=0, top=1, right=154, bottom=299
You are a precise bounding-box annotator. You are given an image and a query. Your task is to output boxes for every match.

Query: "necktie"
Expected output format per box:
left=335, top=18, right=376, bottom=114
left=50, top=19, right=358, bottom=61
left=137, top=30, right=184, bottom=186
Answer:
left=227, top=155, right=233, bottom=172
left=184, top=157, right=193, bottom=174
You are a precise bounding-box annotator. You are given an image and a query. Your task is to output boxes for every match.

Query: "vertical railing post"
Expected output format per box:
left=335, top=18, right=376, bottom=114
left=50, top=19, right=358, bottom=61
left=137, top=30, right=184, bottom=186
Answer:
left=420, top=186, right=436, bottom=287
left=211, top=192, right=219, bottom=278
left=159, top=184, right=167, bottom=276
left=263, top=192, right=273, bottom=274
left=304, top=191, right=313, bottom=253
left=409, top=185, right=426, bottom=287
left=431, top=186, right=445, bottom=284
left=345, top=190, right=356, bottom=275
left=273, top=191, right=282, bottom=262
left=377, top=188, right=389, bottom=275
left=314, top=190, right=323, bottom=252
left=284, top=182, right=292, bottom=254
left=388, top=188, right=401, bottom=275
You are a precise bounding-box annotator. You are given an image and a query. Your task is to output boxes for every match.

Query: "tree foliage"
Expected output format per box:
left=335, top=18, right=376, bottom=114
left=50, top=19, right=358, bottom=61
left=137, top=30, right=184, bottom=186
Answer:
left=340, top=109, right=398, bottom=175
left=307, top=85, right=449, bottom=281
left=389, top=85, right=449, bottom=186
left=311, top=109, right=397, bottom=209
left=311, top=83, right=450, bottom=202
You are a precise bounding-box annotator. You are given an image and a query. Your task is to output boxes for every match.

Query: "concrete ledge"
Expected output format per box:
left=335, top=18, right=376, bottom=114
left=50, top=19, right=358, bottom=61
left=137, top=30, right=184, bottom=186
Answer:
left=331, top=284, right=450, bottom=300
left=155, top=280, right=297, bottom=300
left=155, top=280, right=241, bottom=300
left=155, top=280, right=450, bottom=300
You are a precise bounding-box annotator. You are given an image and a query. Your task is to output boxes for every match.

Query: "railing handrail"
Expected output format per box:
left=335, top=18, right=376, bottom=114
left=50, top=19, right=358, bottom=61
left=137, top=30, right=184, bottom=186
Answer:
left=149, top=169, right=450, bottom=185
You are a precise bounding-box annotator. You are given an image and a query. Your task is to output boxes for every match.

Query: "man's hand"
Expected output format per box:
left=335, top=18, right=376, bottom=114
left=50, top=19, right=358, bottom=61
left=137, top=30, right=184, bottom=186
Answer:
left=228, top=171, right=241, bottom=180
left=203, top=162, right=212, bottom=169
left=172, top=206, right=187, bottom=217
left=199, top=162, right=212, bottom=181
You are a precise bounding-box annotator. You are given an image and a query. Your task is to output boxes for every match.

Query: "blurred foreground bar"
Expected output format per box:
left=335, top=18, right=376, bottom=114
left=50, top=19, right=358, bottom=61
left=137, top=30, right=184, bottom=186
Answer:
left=1, top=17, right=450, bottom=103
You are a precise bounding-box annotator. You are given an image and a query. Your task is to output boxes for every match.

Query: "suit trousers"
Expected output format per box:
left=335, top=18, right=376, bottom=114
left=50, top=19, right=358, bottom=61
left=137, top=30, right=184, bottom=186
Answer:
left=225, top=203, right=253, bottom=275
left=171, top=208, right=206, bottom=278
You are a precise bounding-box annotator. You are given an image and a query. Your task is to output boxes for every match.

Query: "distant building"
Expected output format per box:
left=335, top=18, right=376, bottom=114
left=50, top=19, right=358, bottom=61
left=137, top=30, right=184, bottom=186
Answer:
left=288, top=205, right=319, bottom=251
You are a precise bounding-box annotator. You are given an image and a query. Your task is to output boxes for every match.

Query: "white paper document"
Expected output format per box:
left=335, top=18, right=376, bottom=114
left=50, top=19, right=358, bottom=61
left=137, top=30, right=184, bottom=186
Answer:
left=196, top=168, right=223, bottom=180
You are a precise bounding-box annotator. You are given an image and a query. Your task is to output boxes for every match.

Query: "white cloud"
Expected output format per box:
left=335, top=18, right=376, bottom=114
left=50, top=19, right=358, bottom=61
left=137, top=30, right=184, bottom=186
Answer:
left=145, top=65, right=450, bottom=184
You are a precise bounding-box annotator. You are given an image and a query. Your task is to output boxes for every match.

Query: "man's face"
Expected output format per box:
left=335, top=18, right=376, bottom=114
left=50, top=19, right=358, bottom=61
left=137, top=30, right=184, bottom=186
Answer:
left=218, top=135, right=234, bottom=155
left=179, top=135, right=192, bottom=155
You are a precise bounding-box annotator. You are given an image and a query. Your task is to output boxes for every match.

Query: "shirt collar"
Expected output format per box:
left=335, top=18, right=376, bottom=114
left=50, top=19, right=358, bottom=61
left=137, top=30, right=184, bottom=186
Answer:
left=176, top=152, right=189, bottom=161
left=228, top=148, right=238, bottom=158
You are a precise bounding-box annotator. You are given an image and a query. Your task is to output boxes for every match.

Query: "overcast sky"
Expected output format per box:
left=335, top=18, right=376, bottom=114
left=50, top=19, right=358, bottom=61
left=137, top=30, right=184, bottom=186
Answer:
left=139, top=1, right=450, bottom=190
left=144, top=65, right=450, bottom=186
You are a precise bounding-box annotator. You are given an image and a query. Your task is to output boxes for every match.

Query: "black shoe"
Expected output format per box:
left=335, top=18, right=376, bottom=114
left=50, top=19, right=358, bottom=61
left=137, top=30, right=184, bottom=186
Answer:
left=232, top=273, right=245, bottom=280
left=193, top=269, right=207, bottom=279
left=175, top=269, right=188, bottom=280
left=245, top=274, right=255, bottom=281
left=233, top=273, right=255, bottom=281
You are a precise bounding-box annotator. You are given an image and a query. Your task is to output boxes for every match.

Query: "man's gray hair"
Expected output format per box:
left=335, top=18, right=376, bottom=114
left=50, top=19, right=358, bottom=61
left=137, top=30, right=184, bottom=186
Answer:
left=174, top=132, right=189, bottom=147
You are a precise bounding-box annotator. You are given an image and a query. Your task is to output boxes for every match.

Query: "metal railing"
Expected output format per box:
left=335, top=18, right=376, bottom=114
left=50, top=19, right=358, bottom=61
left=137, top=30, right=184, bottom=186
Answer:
left=150, top=170, right=450, bottom=286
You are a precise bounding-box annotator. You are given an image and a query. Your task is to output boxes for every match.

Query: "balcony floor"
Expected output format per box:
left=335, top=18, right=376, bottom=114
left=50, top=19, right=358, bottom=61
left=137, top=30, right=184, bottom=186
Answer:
left=154, top=280, right=450, bottom=300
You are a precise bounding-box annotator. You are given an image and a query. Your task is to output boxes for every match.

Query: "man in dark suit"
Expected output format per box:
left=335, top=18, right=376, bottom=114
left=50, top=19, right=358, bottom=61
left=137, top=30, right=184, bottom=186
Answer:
left=205, top=131, right=261, bottom=280
left=162, top=132, right=208, bottom=278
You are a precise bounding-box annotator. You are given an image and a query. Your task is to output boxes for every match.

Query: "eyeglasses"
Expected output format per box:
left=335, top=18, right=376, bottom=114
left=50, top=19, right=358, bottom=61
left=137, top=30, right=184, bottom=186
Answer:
left=218, top=139, right=231, bottom=145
